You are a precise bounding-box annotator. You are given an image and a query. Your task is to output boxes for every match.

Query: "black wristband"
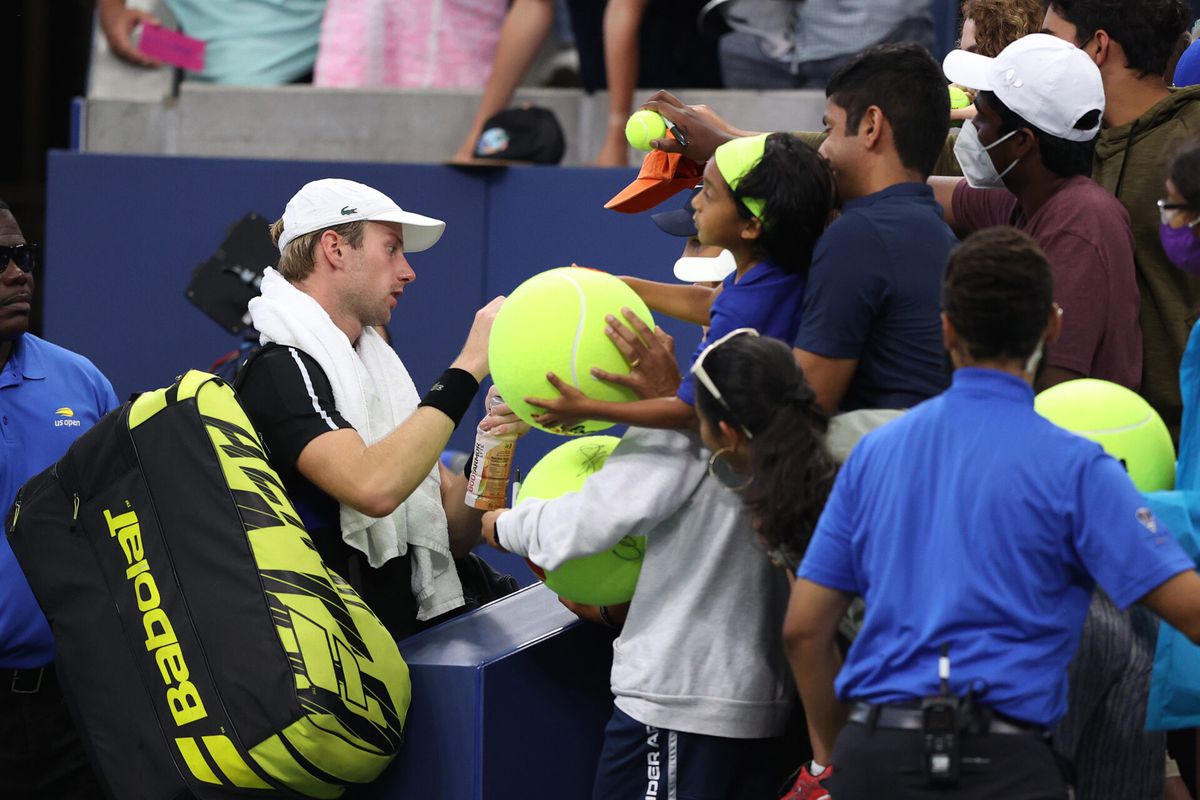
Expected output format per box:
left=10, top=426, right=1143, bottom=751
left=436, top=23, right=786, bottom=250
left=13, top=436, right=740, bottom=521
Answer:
left=419, top=368, right=480, bottom=428
left=493, top=517, right=508, bottom=553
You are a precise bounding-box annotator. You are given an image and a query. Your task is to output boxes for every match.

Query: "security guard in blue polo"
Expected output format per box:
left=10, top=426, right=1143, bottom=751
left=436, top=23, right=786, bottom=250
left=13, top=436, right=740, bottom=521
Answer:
left=785, top=227, right=1200, bottom=799
left=0, top=200, right=116, bottom=798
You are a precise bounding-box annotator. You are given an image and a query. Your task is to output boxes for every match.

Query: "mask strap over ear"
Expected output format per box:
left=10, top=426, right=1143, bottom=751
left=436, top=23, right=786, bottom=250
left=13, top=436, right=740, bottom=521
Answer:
left=1023, top=338, right=1045, bottom=376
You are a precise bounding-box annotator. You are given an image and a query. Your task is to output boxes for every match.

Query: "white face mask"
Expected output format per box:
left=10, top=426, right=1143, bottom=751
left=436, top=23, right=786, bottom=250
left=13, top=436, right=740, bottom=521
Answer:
left=954, top=123, right=1021, bottom=189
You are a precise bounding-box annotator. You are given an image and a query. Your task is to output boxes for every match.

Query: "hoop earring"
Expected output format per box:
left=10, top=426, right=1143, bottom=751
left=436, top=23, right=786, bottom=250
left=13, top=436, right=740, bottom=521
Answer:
left=708, top=447, right=752, bottom=492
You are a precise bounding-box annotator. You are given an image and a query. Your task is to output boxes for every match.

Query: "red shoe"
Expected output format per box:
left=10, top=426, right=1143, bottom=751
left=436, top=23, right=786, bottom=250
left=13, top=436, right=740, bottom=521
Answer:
left=778, top=762, right=833, bottom=800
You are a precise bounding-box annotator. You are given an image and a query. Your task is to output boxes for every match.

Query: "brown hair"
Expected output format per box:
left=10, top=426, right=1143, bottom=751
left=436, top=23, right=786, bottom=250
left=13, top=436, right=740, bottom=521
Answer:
left=269, top=219, right=367, bottom=282
left=962, top=0, right=1045, bottom=57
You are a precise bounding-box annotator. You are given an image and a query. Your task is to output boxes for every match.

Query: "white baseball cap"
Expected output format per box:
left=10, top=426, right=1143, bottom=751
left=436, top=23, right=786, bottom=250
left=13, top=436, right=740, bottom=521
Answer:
left=943, top=33, right=1104, bottom=142
left=277, top=178, right=446, bottom=255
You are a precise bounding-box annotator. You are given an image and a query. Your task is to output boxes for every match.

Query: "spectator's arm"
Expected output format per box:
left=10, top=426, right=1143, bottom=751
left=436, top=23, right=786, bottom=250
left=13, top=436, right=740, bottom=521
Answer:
left=452, top=0, right=555, bottom=162
left=621, top=277, right=716, bottom=326
left=597, top=0, right=652, bottom=166
left=1140, top=570, right=1200, bottom=645
left=794, top=349, right=858, bottom=416
left=784, top=577, right=852, bottom=764
left=641, top=90, right=756, bottom=161
left=96, top=0, right=162, bottom=67
left=928, top=177, right=963, bottom=228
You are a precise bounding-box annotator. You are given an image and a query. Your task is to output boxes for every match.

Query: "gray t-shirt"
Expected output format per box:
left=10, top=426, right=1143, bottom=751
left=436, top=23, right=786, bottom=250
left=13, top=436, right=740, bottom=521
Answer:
left=500, top=427, right=794, bottom=738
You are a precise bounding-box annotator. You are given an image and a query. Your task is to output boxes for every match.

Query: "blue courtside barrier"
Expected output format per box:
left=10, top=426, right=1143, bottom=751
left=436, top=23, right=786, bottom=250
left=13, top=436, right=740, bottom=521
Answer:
left=355, top=584, right=616, bottom=799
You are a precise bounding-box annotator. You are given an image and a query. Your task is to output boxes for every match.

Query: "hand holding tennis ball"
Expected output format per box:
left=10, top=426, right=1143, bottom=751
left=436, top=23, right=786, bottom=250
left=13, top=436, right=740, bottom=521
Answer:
left=949, top=86, right=972, bottom=110
left=625, top=110, right=667, bottom=151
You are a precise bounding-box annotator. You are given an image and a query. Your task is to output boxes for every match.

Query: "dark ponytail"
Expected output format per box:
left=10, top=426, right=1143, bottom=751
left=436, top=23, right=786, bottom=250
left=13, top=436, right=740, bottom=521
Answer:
left=733, top=132, right=835, bottom=276
left=694, top=335, right=838, bottom=562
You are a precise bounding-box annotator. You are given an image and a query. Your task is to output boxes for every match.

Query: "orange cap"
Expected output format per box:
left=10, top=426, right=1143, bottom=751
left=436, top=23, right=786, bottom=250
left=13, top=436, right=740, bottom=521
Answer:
left=604, top=150, right=705, bottom=214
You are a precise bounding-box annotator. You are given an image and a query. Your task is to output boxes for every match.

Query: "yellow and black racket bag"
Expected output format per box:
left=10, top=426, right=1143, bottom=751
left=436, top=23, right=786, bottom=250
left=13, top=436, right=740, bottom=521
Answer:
left=7, top=370, right=411, bottom=799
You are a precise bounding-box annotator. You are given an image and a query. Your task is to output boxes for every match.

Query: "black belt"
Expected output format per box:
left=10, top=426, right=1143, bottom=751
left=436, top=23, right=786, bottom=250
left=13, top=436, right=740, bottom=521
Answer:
left=848, top=702, right=1046, bottom=736
left=5, top=667, right=47, bottom=694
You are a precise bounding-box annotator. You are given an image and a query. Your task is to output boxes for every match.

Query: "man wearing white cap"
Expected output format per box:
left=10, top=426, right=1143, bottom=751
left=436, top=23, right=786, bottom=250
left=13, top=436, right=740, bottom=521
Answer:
left=931, top=33, right=1141, bottom=394
left=235, top=178, right=504, bottom=640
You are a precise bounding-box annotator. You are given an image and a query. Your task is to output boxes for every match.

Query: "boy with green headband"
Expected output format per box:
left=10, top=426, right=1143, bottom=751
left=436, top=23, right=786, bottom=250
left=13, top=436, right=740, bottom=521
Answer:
left=528, top=132, right=835, bottom=432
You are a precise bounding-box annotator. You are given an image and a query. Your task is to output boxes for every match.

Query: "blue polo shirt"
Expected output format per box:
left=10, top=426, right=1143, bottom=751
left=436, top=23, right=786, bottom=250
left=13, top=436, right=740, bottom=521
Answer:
left=0, top=334, right=117, bottom=668
left=794, top=183, right=956, bottom=411
left=799, top=368, right=1196, bottom=726
left=677, top=259, right=806, bottom=405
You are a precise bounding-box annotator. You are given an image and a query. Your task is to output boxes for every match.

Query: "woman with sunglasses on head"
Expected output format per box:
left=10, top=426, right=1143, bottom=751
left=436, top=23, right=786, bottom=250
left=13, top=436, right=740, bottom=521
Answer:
left=691, top=328, right=842, bottom=800
left=692, top=328, right=838, bottom=576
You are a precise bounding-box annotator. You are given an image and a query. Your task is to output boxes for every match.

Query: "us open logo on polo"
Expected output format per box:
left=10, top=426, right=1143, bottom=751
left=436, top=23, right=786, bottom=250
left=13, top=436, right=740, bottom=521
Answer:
left=54, top=407, right=81, bottom=428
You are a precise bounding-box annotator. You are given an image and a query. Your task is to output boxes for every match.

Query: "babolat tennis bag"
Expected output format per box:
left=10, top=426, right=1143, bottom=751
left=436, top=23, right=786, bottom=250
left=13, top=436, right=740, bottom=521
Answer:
left=7, top=370, right=411, bottom=799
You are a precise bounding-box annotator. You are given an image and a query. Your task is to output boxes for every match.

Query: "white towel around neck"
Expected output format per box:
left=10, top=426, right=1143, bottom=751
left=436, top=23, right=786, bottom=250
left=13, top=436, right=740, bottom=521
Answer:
left=248, top=268, right=463, bottom=620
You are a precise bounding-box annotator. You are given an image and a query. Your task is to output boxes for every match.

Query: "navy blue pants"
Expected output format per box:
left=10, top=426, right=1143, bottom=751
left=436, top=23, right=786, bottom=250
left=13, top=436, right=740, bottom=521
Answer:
left=591, top=706, right=781, bottom=800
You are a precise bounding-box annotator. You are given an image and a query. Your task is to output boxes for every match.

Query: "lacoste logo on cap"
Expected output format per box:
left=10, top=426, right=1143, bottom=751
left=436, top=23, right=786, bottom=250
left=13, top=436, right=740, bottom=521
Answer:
left=341, top=206, right=358, bottom=216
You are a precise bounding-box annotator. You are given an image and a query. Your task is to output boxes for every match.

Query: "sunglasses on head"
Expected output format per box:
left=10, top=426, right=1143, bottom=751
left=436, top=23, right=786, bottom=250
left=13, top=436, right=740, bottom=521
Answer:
left=0, top=244, right=39, bottom=273
left=690, top=327, right=759, bottom=439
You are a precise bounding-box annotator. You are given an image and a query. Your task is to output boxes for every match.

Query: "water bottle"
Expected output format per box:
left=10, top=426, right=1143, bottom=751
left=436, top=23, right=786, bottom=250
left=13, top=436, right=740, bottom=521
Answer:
left=464, top=393, right=516, bottom=510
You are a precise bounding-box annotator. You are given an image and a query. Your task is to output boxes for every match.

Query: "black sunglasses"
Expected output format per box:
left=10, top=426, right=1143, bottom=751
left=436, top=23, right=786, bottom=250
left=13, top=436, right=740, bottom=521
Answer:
left=0, top=244, right=39, bottom=273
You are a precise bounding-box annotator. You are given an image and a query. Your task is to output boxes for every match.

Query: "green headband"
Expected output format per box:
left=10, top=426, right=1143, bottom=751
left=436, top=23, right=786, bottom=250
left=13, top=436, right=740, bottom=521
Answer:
left=714, top=133, right=768, bottom=221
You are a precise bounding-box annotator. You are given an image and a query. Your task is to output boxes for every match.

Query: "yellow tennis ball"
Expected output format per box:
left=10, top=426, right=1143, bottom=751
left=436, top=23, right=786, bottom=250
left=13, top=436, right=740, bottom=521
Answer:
left=625, top=110, right=667, bottom=151
left=517, top=435, right=644, bottom=605
left=949, top=85, right=972, bottom=110
left=489, top=267, right=655, bottom=435
left=1035, top=378, right=1176, bottom=492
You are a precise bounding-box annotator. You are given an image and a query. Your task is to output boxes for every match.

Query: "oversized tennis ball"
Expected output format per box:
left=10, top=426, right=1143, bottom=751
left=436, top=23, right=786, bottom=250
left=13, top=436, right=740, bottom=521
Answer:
left=1035, top=378, right=1176, bottom=492
left=949, top=85, right=972, bottom=110
left=625, top=110, right=667, bottom=151
left=517, top=435, right=644, bottom=605
left=489, top=267, right=655, bottom=435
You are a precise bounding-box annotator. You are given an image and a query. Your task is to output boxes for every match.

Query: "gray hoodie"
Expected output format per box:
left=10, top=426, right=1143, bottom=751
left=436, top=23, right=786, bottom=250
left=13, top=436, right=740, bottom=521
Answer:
left=498, top=427, right=793, bottom=738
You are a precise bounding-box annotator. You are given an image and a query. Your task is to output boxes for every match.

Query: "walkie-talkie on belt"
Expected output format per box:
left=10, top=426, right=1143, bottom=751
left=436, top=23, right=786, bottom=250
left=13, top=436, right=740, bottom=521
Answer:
left=921, top=644, right=961, bottom=786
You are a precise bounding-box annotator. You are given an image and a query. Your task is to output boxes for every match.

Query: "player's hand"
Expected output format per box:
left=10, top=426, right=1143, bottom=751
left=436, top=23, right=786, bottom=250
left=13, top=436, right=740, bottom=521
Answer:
left=592, top=308, right=681, bottom=399
left=641, top=90, right=749, bottom=161
left=526, top=372, right=594, bottom=434
left=453, top=295, right=505, bottom=382
left=478, top=384, right=531, bottom=439
left=481, top=509, right=509, bottom=550
left=98, top=2, right=163, bottom=67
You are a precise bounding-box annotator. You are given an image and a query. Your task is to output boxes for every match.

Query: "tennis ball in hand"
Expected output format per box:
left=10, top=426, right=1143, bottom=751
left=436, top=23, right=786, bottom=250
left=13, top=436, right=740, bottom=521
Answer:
left=1035, top=378, right=1176, bottom=492
left=489, top=267, right=655, bottom=435
left=949, top=86, right=972, bottom=110
left=625, top=110, right=667, bottom=151
left=517, top=435, right=644, bottom=605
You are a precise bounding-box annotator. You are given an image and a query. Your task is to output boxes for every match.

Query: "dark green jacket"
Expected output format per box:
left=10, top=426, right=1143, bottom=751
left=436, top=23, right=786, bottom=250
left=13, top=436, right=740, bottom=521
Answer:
left=1093, top=86, right=1200, bottom=440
